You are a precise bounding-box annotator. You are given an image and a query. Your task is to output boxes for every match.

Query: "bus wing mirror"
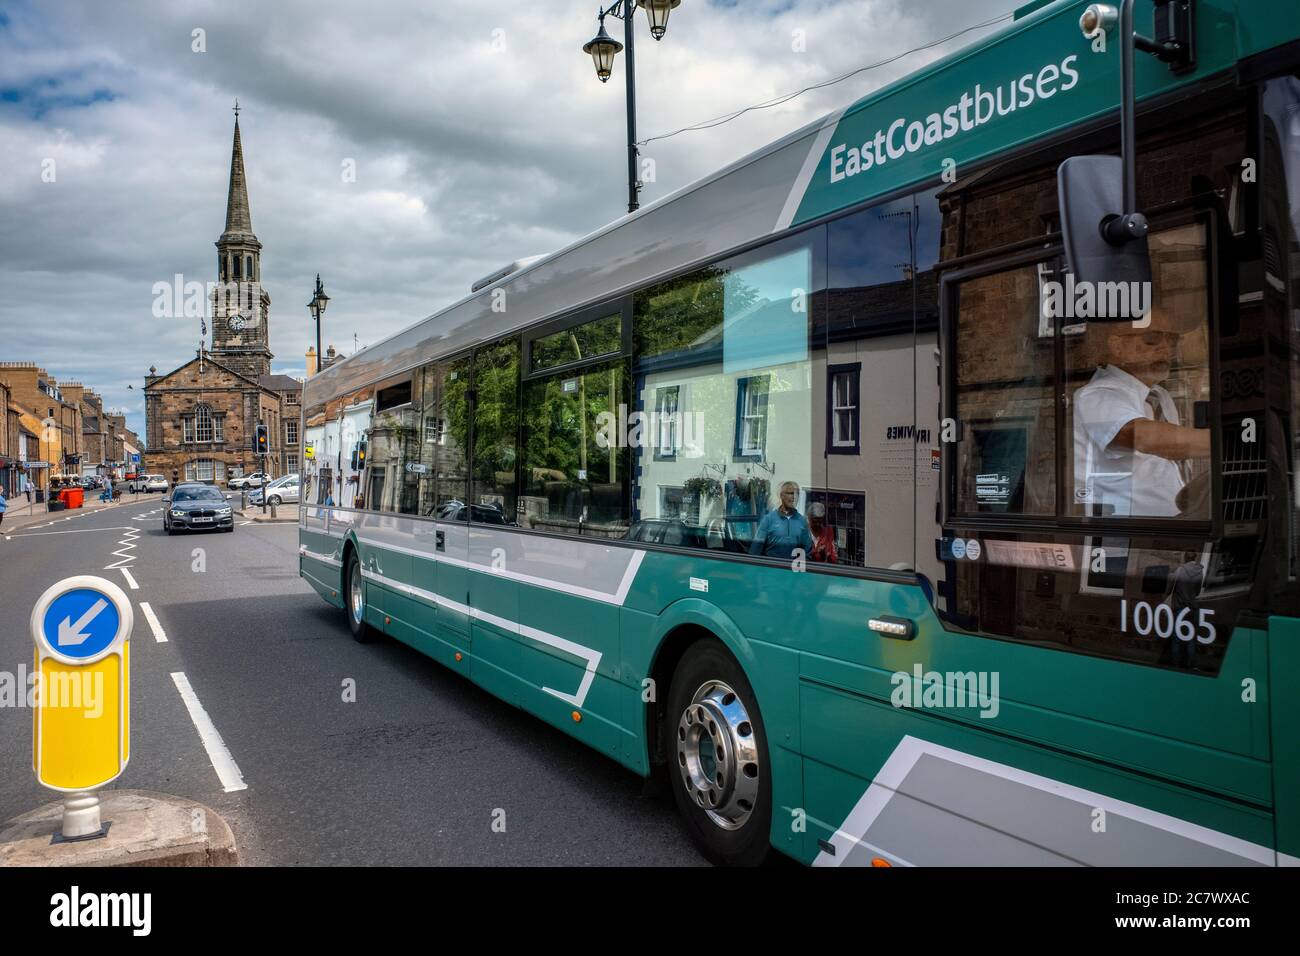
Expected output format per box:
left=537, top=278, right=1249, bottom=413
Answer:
left=1057, top=154, right=1152, bottom=321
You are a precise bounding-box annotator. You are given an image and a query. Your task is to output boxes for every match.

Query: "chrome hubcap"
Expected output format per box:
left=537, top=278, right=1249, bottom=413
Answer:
left=350, top=564, right=364, bottom=625
left=676, top=680, right=759, bottom=830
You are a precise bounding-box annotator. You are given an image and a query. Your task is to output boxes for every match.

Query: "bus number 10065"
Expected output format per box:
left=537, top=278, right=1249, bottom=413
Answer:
left=1119, top=600, right=1217, bottom=644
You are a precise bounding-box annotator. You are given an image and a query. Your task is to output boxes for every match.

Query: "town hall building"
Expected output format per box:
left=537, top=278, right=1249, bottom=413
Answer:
left=144, top=110, right=302, bottom=483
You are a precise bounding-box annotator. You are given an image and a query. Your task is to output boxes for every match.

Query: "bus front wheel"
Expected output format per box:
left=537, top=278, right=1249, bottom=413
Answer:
left=345, top=551, right=375, bottom=643
left=667, top=640, right=771, bottom=866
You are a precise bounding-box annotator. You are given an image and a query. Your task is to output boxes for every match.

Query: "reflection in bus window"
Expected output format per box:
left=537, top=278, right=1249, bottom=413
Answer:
left=420, top=357, right=470, bottom=518
left=472, top=339, right=519, bottom=524
left=630, top=236, right=818, bottom=559
left=520, top=357, right=628, bottom=536
left=1068, top=223, right=1212, bottom=519
left=953, top=265, right=1056, bottom=516
left=365, top=377, right=421, bottom=515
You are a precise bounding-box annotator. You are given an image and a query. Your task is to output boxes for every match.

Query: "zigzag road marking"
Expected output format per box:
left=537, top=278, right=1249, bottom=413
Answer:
left=104, top=526, right=142, bottom=570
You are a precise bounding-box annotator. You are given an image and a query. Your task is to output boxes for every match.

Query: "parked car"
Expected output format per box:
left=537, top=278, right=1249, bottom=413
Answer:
left=164, top=483, right=234, bottom=534
left=624, top=515, right=759, bottom=553
left=249, top=474, right=300, bottom=507
left=128, top=473, right=167, bottom=493
left=228, top=472, right=270, bottom=490
left=431, top=501, right=511, bottom=524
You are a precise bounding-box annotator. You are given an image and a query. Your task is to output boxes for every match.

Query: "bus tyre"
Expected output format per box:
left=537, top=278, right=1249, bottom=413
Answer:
left=345, top=551, right=375, bottom=643
left=667, top=640, right=771, bottom=866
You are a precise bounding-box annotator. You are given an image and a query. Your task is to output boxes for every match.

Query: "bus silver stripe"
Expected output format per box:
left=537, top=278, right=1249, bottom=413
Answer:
left=774, top=108, right=844, bottom=233
left=299, top=545, right=342, bottom=567
left=814, top=735, right=1277, bottom=867
left=359, top=567, right=602, bottom=708
left=354, top=531, right=644, bottom=606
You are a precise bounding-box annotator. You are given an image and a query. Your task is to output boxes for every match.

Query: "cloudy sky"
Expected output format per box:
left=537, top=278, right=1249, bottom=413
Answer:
left=0, top=0, right=1011, bottom=439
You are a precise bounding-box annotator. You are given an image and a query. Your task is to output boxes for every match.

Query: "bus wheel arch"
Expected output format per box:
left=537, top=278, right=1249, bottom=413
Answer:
left=340, top=537, right=374, bottom=643
left=648, top=612, right=772, bottom=865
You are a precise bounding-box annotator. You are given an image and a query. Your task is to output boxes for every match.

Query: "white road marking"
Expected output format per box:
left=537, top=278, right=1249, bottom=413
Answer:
left=8, top=526, right=140, bottom=537
left=239, top=520, right=253, bottom=526
left=170, top=671, right=247, bottom=793
left=139, top=601, right=168, bottom=643
left=104, top=526, right=141, bottom=570
left=119, top=567, right=139, bottom=590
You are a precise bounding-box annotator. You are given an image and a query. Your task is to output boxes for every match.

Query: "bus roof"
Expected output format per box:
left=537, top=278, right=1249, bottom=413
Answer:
left=306, top=0, right=1298, bottom=406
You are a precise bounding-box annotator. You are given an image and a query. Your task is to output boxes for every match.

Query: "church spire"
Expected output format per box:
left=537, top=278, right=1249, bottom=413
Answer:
left=222, top=102, right=254, bottom=240
left=212, top=100, right=272, bottom=381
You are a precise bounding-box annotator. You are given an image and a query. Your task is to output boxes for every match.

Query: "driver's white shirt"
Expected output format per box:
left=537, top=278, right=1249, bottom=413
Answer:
left=1072, top=364, right=1184, bottom=517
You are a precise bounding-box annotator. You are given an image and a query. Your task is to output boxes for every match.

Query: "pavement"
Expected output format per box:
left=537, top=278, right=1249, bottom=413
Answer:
left=0, top=489, right=161, bottom=536
left=0, top=790, right=237, bottom=867
left=0, top=496, right=707, bottom=865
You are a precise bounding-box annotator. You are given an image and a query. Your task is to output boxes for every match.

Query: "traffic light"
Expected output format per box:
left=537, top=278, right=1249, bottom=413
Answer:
left=255, top=423, right=268, bottom=455
left=351, top=441, right=367, bottom=471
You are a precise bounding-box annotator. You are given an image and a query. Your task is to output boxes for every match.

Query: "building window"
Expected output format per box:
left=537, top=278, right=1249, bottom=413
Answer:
left=286, top=454, right=299, bottom=474
left=424, top=415, right=444, bottom=444
left=213, top=415, right=224, bottom=443
left=182, top=417, right=194, bottom=443
left=184, top=458, right=225, bottom=482
left=827, top=363, right=861, bottom=454
left=195, top=404, right=214, bottom=443
left=734, top=375, right=770, bottom=460
left=286, top=419, right=298, bottom=444
left=655, top=386, right=679, bottom=460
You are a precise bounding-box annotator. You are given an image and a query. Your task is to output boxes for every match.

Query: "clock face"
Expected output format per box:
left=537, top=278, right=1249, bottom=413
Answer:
left=229, top=313, right=245, bottom=332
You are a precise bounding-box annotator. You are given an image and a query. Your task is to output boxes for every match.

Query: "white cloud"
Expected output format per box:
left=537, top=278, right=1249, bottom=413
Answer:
left=0, top=0, right=1010, bottom=439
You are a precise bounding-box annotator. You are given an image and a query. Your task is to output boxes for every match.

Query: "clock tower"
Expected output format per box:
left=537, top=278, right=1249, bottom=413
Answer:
left=210, top=103, right=273, bottom=380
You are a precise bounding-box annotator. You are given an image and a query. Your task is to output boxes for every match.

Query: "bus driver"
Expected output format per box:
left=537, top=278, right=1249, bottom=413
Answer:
left=1072, top=307, right=1211, bottom=518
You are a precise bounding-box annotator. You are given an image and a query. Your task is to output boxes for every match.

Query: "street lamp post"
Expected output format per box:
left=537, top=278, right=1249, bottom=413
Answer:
left=307, top=274, right=330, bottom=374
left=582, top=0, right=683, bottom=214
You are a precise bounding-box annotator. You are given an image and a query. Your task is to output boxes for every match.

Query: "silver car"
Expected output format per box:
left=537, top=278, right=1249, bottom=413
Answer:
left=249, top=474, right=300, bottom=507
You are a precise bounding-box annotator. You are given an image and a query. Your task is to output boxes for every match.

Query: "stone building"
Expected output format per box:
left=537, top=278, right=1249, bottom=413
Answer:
left=0, top=363, right=82, bottom=478
left=0, top=380, right=14, bottom=495
left=143, top=110, right=302, bottom=482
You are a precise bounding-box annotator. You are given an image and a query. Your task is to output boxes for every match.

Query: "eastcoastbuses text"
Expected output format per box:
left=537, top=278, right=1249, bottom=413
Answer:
left=299, top=0, right=1300, bottom=866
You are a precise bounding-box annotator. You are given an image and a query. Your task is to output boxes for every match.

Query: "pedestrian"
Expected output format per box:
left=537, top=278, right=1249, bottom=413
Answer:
left=749, top=480, right=814, bottom=560
left=808, top=502, right=839, bottom=564
left=104, top=475, right=113, bottom=502
left=22, top=473, right=32, bottom=504
left=0, top=487, right=7, bottom=530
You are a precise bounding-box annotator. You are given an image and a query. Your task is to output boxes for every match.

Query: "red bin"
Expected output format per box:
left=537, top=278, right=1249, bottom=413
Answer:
left=62, top=487, right=85, bottom=509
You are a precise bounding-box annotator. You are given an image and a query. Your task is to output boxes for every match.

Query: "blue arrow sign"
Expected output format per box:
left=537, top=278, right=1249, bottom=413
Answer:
left=41, top=588, right=121, bottom=661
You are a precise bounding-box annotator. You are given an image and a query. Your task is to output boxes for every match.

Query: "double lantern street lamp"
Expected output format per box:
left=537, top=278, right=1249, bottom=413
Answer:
left=582, top=0, right=683, bottom=214
left=307, top=274, right=329, bottom=375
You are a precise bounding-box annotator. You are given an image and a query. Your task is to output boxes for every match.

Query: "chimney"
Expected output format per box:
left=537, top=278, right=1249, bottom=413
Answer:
left=305, top=346, right=317, bottom=377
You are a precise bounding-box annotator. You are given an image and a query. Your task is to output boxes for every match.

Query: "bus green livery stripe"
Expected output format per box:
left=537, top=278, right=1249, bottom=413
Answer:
left=790, top=0, right=1300, bottom=226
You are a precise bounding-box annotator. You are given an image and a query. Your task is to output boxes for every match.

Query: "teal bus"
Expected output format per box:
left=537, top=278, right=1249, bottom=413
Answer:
left=300, top=0, right=1300, bottom=866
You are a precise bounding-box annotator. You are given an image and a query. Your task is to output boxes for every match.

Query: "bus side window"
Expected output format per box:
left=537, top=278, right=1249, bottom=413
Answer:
left=950, top=264, right=1057, bottom=518
left=629, top=233, right=821, bottom=559
left=1065, top=222, right=1213, bottom=521
left=423, top=357, right=471, bottom=519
